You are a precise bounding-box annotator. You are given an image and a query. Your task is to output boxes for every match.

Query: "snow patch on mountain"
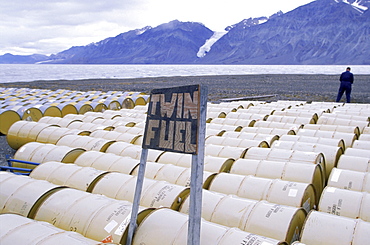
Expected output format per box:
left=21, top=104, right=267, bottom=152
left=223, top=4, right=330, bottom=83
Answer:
left=225, top=16, right=269, bottom=31
left=352, top=0, right=368, bottom=10
left=136, top=26, right=152, bottom=35
left=197, top=31, right=227, bottom=58
left=335, top=0, right=368, bottom=11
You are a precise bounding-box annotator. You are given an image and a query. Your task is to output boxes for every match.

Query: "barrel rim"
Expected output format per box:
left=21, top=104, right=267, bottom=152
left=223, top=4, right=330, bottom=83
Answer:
left=28, top=186, right=68, bottom=219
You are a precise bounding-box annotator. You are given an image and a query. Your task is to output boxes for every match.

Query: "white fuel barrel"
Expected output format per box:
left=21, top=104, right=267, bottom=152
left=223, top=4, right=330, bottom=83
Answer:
left=297, top=128, right=357, bottom=149
left=303, top=124, right=361, bottom=138
left=7, top=121, right=58, bottom=150
left=91, top=172, right=189, bottom=210
left=336, top=155, right=370, bottom=172
left=272, top=140, right=343, bottom=180
left=0, top=214, right=100, bottom=245
left=230, top=159, right=324, bottom=203
left=300, top=211, right=370, bottom=245
left=74, top=151, right=139, bottom=174
left=36, top=127, right=89, bottom=144
left=244, top=147, right=326, bottom=179
left=34, top=187, right=151, bottom=244
left=327, top=168, right=370, bottom=193
left=30, top=161, right=109, bottom=192
left=318, top=186, right=370, bottom=222
left=13, top=142, right=85, bottom=165
left=56, top=134, right=115, bottom=152
left=0, top=172, right=64, bottom=218
left=132, top=208, right=286, bottom=245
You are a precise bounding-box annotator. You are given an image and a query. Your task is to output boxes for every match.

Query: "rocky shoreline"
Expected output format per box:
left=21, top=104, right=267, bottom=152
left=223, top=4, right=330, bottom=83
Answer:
left=1, top=74, right=370, bottom=103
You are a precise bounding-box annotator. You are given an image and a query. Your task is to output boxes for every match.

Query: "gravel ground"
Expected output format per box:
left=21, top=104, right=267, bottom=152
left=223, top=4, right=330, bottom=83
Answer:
left=1, top=74, right=370, bottom=103
left=0, top=136, right=16, bottom=167
left=1, top=74, right=369, bottom=166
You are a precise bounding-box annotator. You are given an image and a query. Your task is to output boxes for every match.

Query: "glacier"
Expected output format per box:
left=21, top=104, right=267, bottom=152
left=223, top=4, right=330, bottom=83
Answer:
left=197, top=31, right=228, bottom=58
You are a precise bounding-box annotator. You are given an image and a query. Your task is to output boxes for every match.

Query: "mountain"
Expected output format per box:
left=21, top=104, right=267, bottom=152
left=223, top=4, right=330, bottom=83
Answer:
left=1, top=0, right=369, bottom=65
left=0, top=53, right=49, bottom=64
left=47, top=20, right=214, bottom=64
left=198, top=0, right=370, bottom=64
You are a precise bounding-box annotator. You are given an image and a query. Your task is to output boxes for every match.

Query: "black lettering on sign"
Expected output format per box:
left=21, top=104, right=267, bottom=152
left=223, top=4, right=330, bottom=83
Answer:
left=142, top=85, right=200, bottom=154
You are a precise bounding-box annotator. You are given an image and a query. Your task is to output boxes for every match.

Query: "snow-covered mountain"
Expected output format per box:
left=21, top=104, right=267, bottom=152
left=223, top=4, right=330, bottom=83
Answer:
left=198, top=0, right=370, bottom=64
left=1, top=0, right=369, bottom=65
left=46, top=20, right=214, bottom=64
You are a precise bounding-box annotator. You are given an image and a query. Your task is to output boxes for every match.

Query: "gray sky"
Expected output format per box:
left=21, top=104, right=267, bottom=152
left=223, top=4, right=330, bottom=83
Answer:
left=0, top=0, right=315, bottom=55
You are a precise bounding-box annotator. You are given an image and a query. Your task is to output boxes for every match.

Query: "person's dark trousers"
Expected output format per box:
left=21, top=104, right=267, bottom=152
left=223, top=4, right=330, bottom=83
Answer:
left=336, top=81, right=352, bottom=103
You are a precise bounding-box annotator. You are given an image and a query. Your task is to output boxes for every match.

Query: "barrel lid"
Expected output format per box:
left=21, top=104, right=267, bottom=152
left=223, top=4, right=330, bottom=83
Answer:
left=285, top=208, right=307, bottom=244
left=61, top=148, right=86, bottom=163
left=0, top=110, right=21, bottom=135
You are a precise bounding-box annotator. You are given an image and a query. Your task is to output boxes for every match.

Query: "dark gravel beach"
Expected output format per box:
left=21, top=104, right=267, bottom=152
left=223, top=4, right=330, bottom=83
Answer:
left=1, top=74, right=370, bottom=166
left=1, top=74, right=370, bottom=103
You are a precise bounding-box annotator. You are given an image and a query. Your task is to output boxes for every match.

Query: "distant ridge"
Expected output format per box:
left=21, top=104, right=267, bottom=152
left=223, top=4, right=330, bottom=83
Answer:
left=1, top=0, right=369, bottom=65
left=0, top=53, right=49, bottom=64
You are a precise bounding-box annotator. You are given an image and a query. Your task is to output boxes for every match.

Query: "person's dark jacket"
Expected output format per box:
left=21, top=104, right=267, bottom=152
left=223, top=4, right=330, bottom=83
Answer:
left=340, top=71, right=354, bottom=84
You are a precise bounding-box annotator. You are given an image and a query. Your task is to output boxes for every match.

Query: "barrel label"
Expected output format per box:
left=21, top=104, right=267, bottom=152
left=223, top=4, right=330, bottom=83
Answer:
left=327, top=198, right=343, bottom=216
left=104, top=220, right=118, bottom=233
left=101, top=235, right=113, bottom=243
left=330, top=169, right=342, bottom=182
left=114, top=213, right=131, bottom=236
left=240, top=234, right=274, bottom=245
left=265, top=204, right=283, bottom=218
left=149, top=185, right=176, bottom=207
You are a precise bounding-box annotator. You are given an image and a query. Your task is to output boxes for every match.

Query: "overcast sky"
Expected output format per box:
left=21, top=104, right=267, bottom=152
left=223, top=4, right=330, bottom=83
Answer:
left=0, top=0, right=315, bottom=56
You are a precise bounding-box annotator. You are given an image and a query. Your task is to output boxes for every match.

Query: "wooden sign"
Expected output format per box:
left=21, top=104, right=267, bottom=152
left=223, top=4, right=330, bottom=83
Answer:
left=142, top=85, right=200, bottom=154
left=126, top=84, right=207, bottom=245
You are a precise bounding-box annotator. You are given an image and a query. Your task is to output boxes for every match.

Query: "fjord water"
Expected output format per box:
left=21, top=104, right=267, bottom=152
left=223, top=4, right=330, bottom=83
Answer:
left=1, top=64, right=370, bottom=83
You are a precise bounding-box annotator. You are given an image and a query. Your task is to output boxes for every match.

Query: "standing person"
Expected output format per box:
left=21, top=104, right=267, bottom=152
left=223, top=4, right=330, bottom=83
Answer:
left=336, top=67, right=354, bottom=103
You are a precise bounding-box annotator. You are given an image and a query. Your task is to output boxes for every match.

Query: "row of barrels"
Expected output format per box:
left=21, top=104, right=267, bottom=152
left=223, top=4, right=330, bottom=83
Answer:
left=10, top=140, right=370, bottom=218
left=2, top=153, right=369, bottom=245
left=2, top=143, right=369, bottom=244
left=2, top=197, right=368, bottom=245
left=205, top=100, right=370, bottom=245
left=2, top=95, right=370, bottom=244
left=0, top=87, right=150, bottom=135
left=6, top=103, right=368, bottom=149
left=5, top=101, right=370, bottom=186
left=5, top=139, right=370, bottom=243
left=7, top=106, right=369, bottom=192
left=213, top=101, right=370, bottom=243
left=1, top=171, right=294, bottom=244
left=3, top=100, right=370, bottom=167
left=0, top=213, right=103, bottom=244
left=11, top=141, right=316, bottom=210
left=11, top=134, right=323, bottom=205
left=2, top=109, right=312, bottom=245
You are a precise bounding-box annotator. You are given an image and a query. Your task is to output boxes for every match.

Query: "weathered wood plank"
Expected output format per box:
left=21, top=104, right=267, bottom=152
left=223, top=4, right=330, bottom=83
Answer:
left=219, top=94, right=277, bottom=102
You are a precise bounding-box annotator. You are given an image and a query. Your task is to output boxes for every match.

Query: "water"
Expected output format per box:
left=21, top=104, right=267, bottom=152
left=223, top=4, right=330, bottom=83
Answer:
left=0, top=64, right=369, bottom=83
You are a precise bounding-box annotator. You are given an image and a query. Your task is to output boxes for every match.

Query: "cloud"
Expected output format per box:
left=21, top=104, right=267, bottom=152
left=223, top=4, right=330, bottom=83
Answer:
left=0, top=0, right=315, bottom=55
left=0, top=0, right=149, bottom=55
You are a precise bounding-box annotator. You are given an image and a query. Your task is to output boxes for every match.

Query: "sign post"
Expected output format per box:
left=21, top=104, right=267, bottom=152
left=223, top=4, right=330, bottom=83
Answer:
left=188, top=85, right=207, bottom=245
left=126, top=84, right=207, bottom=245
